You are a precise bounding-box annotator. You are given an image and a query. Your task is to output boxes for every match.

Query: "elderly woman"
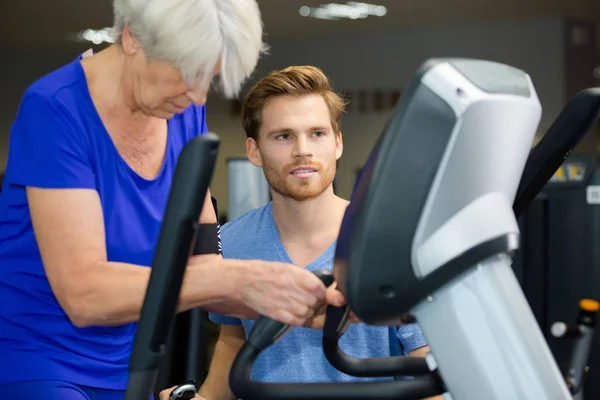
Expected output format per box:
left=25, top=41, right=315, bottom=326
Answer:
left=0, top=0, right=344, bottom=398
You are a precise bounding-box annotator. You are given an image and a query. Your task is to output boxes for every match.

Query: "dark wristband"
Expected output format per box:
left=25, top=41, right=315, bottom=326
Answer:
left=193, top=223, right=222, bottom=255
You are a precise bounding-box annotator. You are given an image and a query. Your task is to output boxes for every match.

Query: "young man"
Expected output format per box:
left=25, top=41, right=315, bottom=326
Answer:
left=200, top=66, right=434, bottom=398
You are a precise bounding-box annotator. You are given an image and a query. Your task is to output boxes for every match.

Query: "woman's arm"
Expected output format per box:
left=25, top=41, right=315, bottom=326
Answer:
left=28, top=187, right=327, bottom=327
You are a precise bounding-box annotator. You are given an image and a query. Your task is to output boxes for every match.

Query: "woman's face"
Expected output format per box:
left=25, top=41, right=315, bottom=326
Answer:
left=121, top=27, right=220, bottom=119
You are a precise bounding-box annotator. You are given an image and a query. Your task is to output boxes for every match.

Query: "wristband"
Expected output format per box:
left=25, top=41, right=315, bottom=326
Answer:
left=193, top=223, right=222, bottom=255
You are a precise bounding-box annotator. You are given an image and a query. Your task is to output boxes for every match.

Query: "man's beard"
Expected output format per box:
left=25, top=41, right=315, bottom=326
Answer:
left=263, top=159, right=336, bottom=201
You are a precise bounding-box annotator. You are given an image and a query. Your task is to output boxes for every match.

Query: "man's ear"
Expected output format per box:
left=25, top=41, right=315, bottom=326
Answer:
left=121, top=25, right=142, bottom=56
left=335, top=131, right=344, bottom=160
left=246, top=137, right=263, bottom=167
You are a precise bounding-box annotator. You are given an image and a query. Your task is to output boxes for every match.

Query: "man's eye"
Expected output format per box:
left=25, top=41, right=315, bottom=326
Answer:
left=313, top=131, right=324, bottom=137
left=277, top=134, right=290, bottom=140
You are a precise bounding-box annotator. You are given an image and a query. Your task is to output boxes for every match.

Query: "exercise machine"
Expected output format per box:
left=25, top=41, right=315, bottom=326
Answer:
left=124, top=59, right=600, bottom=400
left=231, top=58, right=563, bottom=400
left=124, top=134, right=220, bottom=400
left=514, top=152, right=600, bottom=399
left=227, top=157, right=270, bottom=221
left=228, top=62, right=600, bottom=399
left=551, top=299, right=599, bottom=400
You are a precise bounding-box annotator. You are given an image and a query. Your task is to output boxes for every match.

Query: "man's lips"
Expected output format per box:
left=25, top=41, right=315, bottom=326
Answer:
left=289, top=166, right=319, bottom=178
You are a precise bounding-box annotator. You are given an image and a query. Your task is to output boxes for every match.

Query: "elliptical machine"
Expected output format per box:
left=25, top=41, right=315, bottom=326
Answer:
left=227, top=60, right=600, bottom=400
left=123, top=58, right=600, bottom=400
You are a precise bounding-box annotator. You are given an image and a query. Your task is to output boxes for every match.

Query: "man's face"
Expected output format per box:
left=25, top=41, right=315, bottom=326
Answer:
left=247, top=94, right=343, bottom=201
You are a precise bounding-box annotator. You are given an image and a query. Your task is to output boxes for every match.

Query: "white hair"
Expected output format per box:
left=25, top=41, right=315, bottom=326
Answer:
left=112, top=0, right=268, bottom=98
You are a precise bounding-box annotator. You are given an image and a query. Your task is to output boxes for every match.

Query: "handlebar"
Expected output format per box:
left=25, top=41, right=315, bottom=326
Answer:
left=228, top=270, right=445, bottom=400
left=322, top=306, right=432, bottom=377
left=513, top=88, right=600, bottom=217
left=125, top=134, right=220, bottom=400
left=230, top=343, right=444, bottom=400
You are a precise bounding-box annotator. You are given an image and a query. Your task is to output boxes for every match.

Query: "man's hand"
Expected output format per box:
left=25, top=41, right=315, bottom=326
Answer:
left=158, top=386, right=205, bottom=400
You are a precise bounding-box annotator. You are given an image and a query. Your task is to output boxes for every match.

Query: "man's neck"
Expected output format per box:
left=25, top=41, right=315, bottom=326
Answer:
left=271, top=187, right=349, bottom=246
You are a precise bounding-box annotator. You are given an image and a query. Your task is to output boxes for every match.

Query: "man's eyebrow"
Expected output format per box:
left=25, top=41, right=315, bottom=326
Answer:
left=265, top=126, right=331, bottom=135
left=266, top=128, right=294, bottom=136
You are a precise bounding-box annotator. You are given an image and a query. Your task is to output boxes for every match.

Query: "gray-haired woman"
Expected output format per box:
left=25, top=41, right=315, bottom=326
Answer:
left=0, top=1, right=343, bottom=398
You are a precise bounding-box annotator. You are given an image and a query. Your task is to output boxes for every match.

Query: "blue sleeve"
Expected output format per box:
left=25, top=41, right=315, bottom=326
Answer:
left=200, top=105, right=209, bottom=134
left=7, top=92, right=95, bottom=189
left=209, top=312, right=242, bottom=325
left=188, top=104, right=209, bottom=140
left=397, top=323, right=428, bottom=353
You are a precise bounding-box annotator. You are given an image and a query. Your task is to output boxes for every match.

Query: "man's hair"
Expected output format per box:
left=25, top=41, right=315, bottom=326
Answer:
left=242, top=65, right=347, bottom=141
left=112, top=0, right=267, bottom=98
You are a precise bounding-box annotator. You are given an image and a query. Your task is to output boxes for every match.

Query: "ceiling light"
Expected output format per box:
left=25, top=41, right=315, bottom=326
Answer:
left=68, top=28, right=115, bottom=45
left=299, top=2, right=387, bottom=20
left=299, top=6, right=311, bottom=17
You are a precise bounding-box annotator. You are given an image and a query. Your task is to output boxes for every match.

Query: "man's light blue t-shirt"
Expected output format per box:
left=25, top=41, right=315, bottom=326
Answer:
left=209, top=202, right=428, bottom=383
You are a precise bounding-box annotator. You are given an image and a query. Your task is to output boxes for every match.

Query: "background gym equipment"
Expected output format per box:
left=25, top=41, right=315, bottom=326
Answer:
left=227, top=158, right=270, bottom=221
left=513, top=152, right=600, bottom=400
left=125, top=59, right=600, bottom=400
left=551, top=299, right=599, bottom=400
left=510, top=89, right=600, bottom=399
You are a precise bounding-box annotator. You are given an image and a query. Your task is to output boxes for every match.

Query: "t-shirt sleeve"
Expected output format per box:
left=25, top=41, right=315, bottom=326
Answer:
left=7, top=92, right=95, bottom=189
left=396, top=323, right=428, bottom=353
left=209, top=313, right=242, bottom=325
left=200, top=105, right=209, bottom=135
left=187, top=104, right=209, bottom=139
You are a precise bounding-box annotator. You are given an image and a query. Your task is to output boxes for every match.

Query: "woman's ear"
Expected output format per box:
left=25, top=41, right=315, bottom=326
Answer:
left=121, top=25, right=142, bottom=55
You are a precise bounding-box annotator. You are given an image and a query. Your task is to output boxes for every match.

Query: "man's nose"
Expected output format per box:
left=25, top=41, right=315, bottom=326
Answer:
left=292, top=136, right=313, bottom=158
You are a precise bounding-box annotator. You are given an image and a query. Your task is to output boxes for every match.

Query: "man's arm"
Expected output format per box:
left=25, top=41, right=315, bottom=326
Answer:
left=407, top=345, right=430, bottom=358
left=197, top=324, right=246, bottom=400
left=28, top=188, right=327, bottom=328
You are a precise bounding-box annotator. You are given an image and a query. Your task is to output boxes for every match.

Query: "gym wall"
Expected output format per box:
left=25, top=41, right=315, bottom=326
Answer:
left=204, top=17, right=587, bottom=211
left=0, top=17, right=597, bottom=215
left=0, top=47, right=76, bottom=175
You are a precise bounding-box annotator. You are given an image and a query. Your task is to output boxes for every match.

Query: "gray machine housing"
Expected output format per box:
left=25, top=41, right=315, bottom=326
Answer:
left=334, top=58, right=573, bottom=399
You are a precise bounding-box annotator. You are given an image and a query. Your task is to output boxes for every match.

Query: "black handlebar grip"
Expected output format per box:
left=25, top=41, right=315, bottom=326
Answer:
left=248, top=269, right=335, bottom=350
left=125, top=134, right=220, bottom=400
left=322, top=304, right=431, bottom=377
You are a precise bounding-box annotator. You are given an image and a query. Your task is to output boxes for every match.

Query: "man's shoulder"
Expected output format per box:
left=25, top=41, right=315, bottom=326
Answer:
left=221, top=204, right=273, bottom=249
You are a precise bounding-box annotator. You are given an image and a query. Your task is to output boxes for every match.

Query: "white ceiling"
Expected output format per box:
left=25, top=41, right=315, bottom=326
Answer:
left=1, top=0, right=599, bottom=49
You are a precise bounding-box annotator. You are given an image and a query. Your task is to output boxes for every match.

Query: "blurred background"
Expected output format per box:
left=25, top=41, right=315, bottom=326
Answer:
left=1, top=0, right=599, bottom=212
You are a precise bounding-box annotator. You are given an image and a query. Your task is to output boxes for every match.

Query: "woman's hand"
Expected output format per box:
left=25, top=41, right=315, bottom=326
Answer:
left=303, top=282, right=362, bottom=329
